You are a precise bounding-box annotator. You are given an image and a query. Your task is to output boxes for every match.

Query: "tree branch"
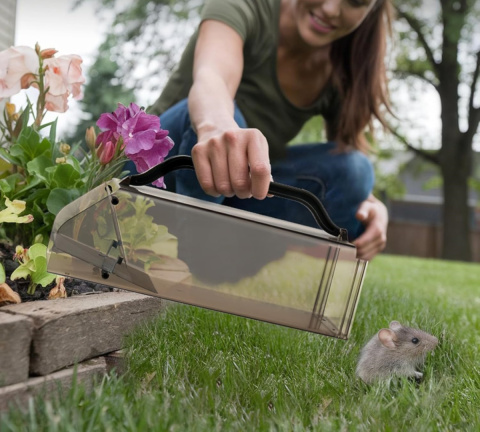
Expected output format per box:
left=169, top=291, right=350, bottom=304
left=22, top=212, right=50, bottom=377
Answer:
left=392, top=69, right=438, bottom=90
left=395, top=6, right=440, bottom=79
left=464, top=107, right=480, bottom=149
left=389, top=125, right=440, bottom=165
left=468, top=50, right=480, bottom=117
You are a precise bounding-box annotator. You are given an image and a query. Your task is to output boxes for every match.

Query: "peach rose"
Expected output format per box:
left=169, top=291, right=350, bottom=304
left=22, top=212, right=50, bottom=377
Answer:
left=0, top=46, right=38, bottom=99
left=44, top=54, right=85, bottom=105
left=44, top=91, right=69, bottom=113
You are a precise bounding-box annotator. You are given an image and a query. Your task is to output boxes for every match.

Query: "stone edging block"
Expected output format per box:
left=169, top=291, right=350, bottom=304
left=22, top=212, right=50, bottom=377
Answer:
left=0, top=312, right=33, bottom=387
left=0, top=357, right=107, bottom=412
left=1, top=292, right=165, bottom=376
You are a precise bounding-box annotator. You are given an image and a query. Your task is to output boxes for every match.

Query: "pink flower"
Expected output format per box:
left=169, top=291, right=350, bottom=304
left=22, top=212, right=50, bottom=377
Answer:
left=0, top=46, right=38, bottom=99
left=126, top=135, right=175, bottom=188
left=96, top=103, right=174, bottom=187
left=96, top=140, right=116, bottom=165
left=43, top=54, right=85, bottom=112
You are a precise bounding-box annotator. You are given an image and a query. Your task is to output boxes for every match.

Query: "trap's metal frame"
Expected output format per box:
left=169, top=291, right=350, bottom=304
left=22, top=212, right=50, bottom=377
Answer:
left=47, top=156, right=367, bottom=339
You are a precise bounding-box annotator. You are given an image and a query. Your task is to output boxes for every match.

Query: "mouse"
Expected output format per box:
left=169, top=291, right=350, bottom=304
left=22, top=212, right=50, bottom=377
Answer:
left=356, top=320, right=438, bottom=384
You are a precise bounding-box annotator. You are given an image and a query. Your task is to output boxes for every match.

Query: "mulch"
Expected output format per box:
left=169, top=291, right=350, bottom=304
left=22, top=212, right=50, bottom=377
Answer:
left=0, top=242, right=114, bottom=303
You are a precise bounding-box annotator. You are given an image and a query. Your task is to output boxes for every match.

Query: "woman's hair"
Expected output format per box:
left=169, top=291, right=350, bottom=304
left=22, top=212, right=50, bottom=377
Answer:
left=329, top=0, right=394, bottom=152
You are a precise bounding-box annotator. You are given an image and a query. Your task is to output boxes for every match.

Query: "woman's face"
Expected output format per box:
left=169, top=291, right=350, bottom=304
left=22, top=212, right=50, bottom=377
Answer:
left=289, top=0, right=379, bottom=47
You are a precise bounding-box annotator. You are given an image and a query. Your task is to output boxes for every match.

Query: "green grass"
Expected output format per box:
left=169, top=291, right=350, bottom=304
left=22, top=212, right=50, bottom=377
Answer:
left=1, top=254, right=479, bottom=431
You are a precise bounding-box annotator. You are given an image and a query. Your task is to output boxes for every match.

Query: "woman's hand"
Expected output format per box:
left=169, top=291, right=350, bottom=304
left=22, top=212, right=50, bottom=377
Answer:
left=191, top=126, right=272, bottom=200
left=353, top=194, right=388, bottom=261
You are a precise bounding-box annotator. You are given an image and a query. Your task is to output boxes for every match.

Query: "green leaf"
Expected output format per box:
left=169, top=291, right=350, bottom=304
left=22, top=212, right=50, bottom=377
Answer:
left=11, top=177, right=44, bottom=200
left=28, top=188, right=50, bottom=207
left=10, top=266, right=31, bottom=281
left=33, top=272, right=56, bottom=287
left=11, top=243, right=57, bottom=287
left=0, top=263, right=5, bottom=284
left=48, top=163, right=82, bottom=189
left=46, top=188, right=81, bottom=215
left=0, top=173, right=22, bottom=195
left=0, top=148, right=22, bottom=166
left=0, top=156, right=14, bottom=176
left=48, top=118, right=58, bottom=143
left=27, top=243, right=47, bottom=261
left=27, top=155, right=54, bottom=184
left=9, top=127, right=52, bottom=164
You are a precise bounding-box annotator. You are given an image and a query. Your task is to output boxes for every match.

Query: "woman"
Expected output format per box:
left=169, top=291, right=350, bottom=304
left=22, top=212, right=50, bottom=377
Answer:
left=149, top=0, right=392, bottom=260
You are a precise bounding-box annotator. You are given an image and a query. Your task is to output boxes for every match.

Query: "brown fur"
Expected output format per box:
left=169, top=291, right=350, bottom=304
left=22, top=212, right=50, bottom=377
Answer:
left=329, top=0, right=394, bottom=151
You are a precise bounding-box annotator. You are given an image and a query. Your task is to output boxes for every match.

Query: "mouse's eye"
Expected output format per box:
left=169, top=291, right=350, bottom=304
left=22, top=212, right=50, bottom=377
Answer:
left=411, top=338, right=419, bottom=344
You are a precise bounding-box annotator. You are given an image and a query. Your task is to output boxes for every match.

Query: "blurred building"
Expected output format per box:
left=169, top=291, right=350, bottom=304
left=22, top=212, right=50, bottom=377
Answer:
left=0, top=0, right=16, bottom=49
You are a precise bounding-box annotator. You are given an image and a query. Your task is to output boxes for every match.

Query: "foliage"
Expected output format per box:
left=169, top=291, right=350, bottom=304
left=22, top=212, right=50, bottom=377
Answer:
left=0, top=44, right=125, bottom=246
left=67, top=35, right=136, bottom=145
left=0, top=44, right=174, bottom=295
left=10, top=244, right=56, bottom=294
left=74, top=0, right=203, bottom=104
left=1, top=254, right=479, bottom=429
left=0, top=197, right=33, bottom=286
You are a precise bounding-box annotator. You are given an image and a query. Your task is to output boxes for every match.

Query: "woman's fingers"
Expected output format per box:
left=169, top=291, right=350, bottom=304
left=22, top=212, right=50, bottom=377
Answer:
left=191, top=142, right=220, bottom=197
left=193, top=128, right=270, bottom=199
left=246, top=129, right=271, bottom=200
left=226, top=130, right=252, bottom=199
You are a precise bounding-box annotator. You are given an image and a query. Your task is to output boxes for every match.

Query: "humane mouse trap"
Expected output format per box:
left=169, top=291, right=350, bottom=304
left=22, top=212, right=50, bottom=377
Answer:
left=47, top=156, right=367, bottom=339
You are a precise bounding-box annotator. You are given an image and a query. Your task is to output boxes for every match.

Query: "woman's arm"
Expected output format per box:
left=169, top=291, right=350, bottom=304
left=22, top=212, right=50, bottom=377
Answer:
left=188, top=20, right=271, bottom=200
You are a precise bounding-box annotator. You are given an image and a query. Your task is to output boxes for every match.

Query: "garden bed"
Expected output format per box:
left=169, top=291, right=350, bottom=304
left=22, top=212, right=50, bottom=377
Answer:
left=0, top=290, right=166, bottom=410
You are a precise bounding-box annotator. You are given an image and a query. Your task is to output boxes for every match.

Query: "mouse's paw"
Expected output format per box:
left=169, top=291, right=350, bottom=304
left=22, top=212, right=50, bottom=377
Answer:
left=414, top=371, right=423, bottom=383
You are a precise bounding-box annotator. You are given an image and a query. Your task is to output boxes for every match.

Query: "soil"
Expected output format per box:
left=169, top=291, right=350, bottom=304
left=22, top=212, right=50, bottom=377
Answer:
left=0, top=242, right=114, bottom=303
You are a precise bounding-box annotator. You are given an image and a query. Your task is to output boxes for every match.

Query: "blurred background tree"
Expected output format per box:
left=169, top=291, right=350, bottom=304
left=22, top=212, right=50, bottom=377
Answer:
left=67, top=34, right=136, bottom=144
left=74, top=0, right=479, bottom=261
left=392, top=0, right=480, bottom=261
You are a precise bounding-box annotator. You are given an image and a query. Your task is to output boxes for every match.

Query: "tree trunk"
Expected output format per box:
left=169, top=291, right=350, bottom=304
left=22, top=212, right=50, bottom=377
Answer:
left=437, top=1, right=472, bottom=261
left=440, top=161, right=472, bottom=261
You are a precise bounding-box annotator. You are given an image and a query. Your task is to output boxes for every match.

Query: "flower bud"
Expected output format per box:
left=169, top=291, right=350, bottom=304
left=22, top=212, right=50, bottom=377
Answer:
left=40, top=48, right=57, bottom=59
left=85, top=127, right=97, bottom=152
left=96, top=141, right=115, bottom=165
left=6, top=102, right=16, bottom=120
left=59, top=143, right=71, bottom=155
left=14, top=246, right=27, bottom=262
left=56, top=157, right=67, bottom=164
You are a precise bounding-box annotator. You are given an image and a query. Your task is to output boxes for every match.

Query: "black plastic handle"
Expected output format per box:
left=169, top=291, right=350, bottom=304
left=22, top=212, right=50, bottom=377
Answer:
left=126, top=155, right=348, bottom=240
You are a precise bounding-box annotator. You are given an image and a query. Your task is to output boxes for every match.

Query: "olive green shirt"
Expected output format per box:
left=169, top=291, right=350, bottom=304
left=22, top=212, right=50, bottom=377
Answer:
left=149, top=0, right=339, bottom=161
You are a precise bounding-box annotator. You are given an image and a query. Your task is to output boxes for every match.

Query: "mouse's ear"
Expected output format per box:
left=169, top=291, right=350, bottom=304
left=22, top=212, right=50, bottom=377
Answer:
left=378, top=328, right=397, bottom=349
left=389, top=321, right=402, bottom=331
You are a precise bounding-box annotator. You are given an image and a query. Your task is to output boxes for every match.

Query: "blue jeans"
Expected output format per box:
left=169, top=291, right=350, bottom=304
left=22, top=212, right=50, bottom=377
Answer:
left=148, top=98, right=374, bottom=240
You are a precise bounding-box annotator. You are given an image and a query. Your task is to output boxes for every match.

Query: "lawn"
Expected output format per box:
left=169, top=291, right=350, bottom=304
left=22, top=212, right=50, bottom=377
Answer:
left=1, top=254, right=479, bottom=431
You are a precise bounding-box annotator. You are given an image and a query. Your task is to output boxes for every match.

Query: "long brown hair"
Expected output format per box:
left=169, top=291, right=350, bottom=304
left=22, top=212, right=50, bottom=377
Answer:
left=329, top=0, right=394, bottom=152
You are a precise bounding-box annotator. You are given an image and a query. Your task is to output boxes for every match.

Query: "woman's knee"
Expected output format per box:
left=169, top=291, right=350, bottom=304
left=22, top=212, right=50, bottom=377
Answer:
left=335, top=151, right=374, bottom=203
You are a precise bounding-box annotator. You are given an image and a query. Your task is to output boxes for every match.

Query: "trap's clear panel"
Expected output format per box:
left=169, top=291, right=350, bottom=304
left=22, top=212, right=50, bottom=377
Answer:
left=48, top=181, right=366, bottom=339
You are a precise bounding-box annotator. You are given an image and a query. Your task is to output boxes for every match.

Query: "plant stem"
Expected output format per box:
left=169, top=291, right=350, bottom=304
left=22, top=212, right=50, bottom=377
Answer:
left=34, top=54, right=46, bottom=129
